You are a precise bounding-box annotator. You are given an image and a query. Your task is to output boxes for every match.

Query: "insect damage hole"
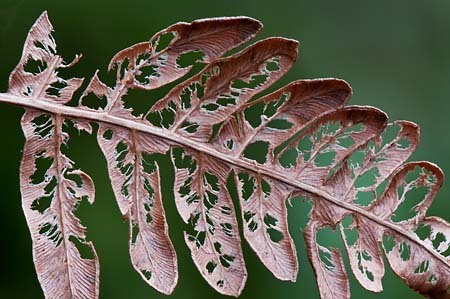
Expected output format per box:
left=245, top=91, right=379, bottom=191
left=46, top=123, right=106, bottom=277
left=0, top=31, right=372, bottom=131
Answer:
left=151, top=31, right=177, bottom=53
left=176, top=50, right=205, bottom=68
left=206, top=261, right=217, bottom=274
left=31, top=177, right=56, bottom=214
left=264, top=213, right=283, bottom=243
left=30, top=154, right=54, bottom=185
left=340, top=216, right=358, bottom=247
left=38, top=221, right=63, bottom=246
left=45, top=80, right=68, bottom=97
left=23, top=57, right=48, bottom=75
left=391, top=166, right=436, bottom=223
left=68, top=235, right=96, bottom=260
left=243, top=140, right=269, bottom=164
left=141, top=270, right=152, bottom=280
left=81, top=91, right=108, bottom=110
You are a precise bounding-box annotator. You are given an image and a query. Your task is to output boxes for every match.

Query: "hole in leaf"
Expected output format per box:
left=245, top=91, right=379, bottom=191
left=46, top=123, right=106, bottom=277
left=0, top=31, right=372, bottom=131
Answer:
left=415, top=223, right=432, bottom=241
left=232, top=74, right=268, bottom=89
left=152, top=31, right=176, bottom=52
left=382, top=234, right=395, bottom=253
left=266, top=119, right=293, bottom=130
left=180, top=121, right=199, bottom=133
left=261, top=179, right=271, bottom=199
left=23, top=57, right=47, bottom=75
left=141, top=270, right=152, bottom=280
left=39, top=222, right=62, bottom=246
left=243, top=141, right=269, bottom=164
left=186, top=213, right=205, bottom=248
left=45, top=80, right=67, bottom=97
left=31, top=155, right=53, bottom=184
left=354, top=191, right=375, bottom=207
left=341, top=216, right=358, bottom=246
left=135, top=65, right=158, bottom=85
left=391, top=185, right=428, bottom=223
left=131, top=223, right=140, bottom=244
left=366, top=271, right=374, bottom=282
left=206, top=261, right=217, bottom=274
left=355, top=167, right=380, bottom=189
left=244, top=101, right=265, bottom=128
left=220, top=205, right=232, bottom=216
left=414, top=260, right=430, bottom=274
left=243, top=211, right=258, bottom=232
left=32, top=114, right=53, bottom=137
left=31, top=194, right=52, bottom=214
left=237, top=172, right=256, bottom=201
left=147, top=101, right=177, bottom=128
left=219, top=254, right=235, bottom=268
left=202, top=103, right=219, bottom=112
left=82, top=92, right=107, bottom=110
left=279, top=147, right=298, bottom=169
left=142, top=153, right=158, bottom=174
left=314, top=150, right=336, bottom=167
left=221, top=223, right=233, bottom=237
left=204, top=191, right=218, bottom=209
left=102, top=129, right=113, bottom=140
left=397, top=137, right=411, bottom=149
left=432, top=232, right=446, bottom=251
left=177, top=50, right=205, bottom=68
left=267, top=228, right=283, bottom=243
left=69, top=236, right=95, bottom=259
left=337, top=135, right=355, bottom=148
left=214, top=242, right=222, bottom=254
left=399, top=241, right=411, bottom=261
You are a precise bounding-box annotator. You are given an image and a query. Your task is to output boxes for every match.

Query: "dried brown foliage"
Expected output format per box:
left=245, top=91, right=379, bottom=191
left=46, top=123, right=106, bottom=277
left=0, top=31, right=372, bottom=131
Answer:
left=2, top=11, right=450, bottom=299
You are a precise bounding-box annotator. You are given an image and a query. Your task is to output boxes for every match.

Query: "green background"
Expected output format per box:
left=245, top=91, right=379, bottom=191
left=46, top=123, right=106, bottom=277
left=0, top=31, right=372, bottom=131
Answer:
left=1, top=0, right=450, bottom=298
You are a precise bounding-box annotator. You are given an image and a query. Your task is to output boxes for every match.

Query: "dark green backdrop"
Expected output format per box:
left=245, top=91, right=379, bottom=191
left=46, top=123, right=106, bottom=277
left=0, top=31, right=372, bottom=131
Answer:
left=1, top=0, right=450, bottom=298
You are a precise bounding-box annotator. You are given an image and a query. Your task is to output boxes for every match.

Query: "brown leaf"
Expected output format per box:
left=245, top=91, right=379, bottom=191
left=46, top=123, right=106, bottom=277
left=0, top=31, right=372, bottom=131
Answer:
left=148, top=37, right=298, bottom=138
left=108, top=16, right=262, bottom=90
left=336, top=121, right=420, bottom=292
left=236, top=172, right=297, bottom=281
left=214, top=78, right=352, bottom=155
left=171, top=148, right=247, bottom=296
left=20, top=111, right=99, bottom=299
left=97, top=125, right=178, bottom=294
left=8, top=12, right=99, bottom=299
left=384, top=230, right=450, bottom=299
left=3, top=11, right=450, bottom=299
left=8, top=11, right=83, bottom=104
left=305, top=219, right=350, bottom=299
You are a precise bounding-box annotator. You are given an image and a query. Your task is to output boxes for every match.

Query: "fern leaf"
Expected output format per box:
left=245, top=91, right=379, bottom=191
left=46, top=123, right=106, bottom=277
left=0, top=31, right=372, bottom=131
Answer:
left=9, top=12, right=99, bottom=299
left=2, top=11, right=450, bottom=299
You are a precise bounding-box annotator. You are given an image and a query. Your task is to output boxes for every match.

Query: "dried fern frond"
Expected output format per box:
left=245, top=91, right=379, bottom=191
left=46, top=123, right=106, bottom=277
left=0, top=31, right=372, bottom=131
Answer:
left=1, top=11, right=449, bottom=299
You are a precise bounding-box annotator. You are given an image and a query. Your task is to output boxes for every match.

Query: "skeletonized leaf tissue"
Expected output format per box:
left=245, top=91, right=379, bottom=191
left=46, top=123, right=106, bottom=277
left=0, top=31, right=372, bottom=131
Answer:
left=1, top=11, right=450, bottom=299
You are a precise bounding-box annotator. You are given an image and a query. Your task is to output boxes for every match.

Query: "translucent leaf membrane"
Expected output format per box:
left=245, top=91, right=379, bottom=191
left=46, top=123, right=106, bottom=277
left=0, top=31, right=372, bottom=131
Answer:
left=5, top=11, right=450, bottom=299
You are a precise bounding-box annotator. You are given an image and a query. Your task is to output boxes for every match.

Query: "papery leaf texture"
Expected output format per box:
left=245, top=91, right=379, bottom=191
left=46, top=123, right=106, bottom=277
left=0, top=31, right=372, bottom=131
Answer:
left=1, top=10, right=450, bottom=299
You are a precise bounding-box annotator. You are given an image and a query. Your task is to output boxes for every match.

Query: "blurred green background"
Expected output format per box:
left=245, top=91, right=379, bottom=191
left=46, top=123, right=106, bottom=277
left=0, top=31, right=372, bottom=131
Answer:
left=1, top=0, right=450, bottom=298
